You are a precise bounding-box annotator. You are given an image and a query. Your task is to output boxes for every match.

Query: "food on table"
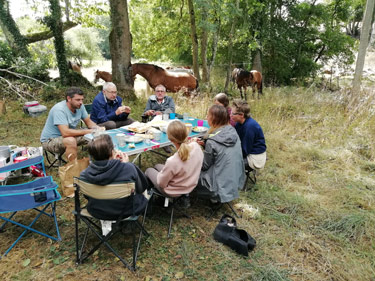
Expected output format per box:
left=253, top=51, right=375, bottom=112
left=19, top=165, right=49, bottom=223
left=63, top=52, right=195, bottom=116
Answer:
left=128, top=143, right=136, bottom=148
left=124, top=136, right=143, bottom=143
left=122, top=122, right=151, bottom=133
left=192, top=126, right=208, bottom=133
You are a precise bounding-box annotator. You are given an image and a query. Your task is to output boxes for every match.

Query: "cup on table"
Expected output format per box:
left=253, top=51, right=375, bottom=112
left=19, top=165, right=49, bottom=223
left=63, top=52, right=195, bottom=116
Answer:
left=183, top=113, right=189, bottom=121
left=169, top=113, right=175, bottom=119
left=116, top=134, right=126, bottom=147
left=141, top=115, right=149, bottom=123
left=163, top=113, right=169, bottom=120
left=153, top=131, right=162, bottom=141
left=197, top=120, right=204, bottom=127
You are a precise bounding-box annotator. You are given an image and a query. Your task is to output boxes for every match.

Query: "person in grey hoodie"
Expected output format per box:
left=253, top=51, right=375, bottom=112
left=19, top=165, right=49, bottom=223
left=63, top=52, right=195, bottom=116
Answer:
left=193, top=105, right=245, bottom=203
left=80, top=134, right=150, bottom=219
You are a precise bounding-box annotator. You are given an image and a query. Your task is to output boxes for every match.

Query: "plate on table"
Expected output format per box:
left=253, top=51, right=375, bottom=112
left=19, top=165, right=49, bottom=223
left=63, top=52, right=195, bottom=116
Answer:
left=192, top=126, right=208, bottom=133
left=149, top=120, right=168, bottom=128
left=122, top=122, right=150, bottom=133
left=124, top=136, right=143, bottom=143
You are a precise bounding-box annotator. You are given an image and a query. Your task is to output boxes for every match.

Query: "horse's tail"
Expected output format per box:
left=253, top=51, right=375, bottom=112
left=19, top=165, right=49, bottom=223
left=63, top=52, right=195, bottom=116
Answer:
left=259, top=74, right=263, bottom=94
left=195, top=77, right=199, bottom=91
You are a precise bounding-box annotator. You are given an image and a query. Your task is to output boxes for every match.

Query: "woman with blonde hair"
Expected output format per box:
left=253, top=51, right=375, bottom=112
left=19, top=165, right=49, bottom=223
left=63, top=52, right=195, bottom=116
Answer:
left=145, top=120, right=204, bottom=200
left=193, top=105, right=245, bottom=203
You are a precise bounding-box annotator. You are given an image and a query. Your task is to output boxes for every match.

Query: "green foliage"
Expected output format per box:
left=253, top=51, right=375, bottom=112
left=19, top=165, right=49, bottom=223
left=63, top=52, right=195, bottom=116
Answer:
left=65, top=27, right=103, bottom=64
left=0, top=41, right=14, bottom=68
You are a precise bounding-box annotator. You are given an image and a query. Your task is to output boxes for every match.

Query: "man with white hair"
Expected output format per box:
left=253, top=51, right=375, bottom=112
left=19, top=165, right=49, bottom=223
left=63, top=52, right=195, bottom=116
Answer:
left=90, top=82, right=134, bottom=129
left=144, top=84, right=175, bottom=116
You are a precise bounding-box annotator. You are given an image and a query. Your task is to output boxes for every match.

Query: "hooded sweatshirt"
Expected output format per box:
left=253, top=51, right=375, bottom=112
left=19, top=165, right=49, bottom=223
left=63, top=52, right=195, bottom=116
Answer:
left=80, top=159, right=149, bottom=219
left=199, top=125, right=245, bottom=203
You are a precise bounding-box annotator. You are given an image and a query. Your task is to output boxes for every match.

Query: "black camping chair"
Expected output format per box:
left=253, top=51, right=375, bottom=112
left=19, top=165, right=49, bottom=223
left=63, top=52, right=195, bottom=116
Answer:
left=44, top=150, right=66, bottom=168
left=243, top=164, right=256, bottom=191
left=73, top=177, right=150, bottom=271
left=151, top=189, right=191, bottom=238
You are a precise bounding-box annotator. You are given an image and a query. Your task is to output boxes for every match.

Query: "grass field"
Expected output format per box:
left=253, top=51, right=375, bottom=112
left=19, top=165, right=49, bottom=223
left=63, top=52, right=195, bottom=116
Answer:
left=0, top=76, right=375, bottom=280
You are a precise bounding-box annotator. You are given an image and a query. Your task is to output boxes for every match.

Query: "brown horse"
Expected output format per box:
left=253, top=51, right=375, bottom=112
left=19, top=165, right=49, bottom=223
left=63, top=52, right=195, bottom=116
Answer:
left=130, top=63, right=199, bottom=95
left=68, top=60, right=82, bottom=74
left=94, top=70, right=112, bottom=83
left=234, top=69, right=263, bottom=100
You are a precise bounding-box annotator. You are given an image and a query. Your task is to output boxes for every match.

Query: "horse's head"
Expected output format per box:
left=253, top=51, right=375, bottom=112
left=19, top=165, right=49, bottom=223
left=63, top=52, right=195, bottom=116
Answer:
left=94, top=70, right=99, bottom=83
left=129, top=65, right=137, bottom=81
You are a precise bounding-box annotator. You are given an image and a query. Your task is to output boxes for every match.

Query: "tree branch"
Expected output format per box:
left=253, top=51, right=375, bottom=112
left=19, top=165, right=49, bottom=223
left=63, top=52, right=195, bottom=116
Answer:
left=25, top=21, right=78, bottom=44
left=0, top=68, right=50, bottom=86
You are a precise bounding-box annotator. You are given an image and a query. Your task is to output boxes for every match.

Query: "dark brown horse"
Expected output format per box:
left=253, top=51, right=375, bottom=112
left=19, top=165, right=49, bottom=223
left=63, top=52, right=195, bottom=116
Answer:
left=234, top=69, right=263, bottom=100
left=130, top=63, right=199, bottom=95
left=94, top=70, right=112, bottom=83
left=68, top=60, right=82, bottom=74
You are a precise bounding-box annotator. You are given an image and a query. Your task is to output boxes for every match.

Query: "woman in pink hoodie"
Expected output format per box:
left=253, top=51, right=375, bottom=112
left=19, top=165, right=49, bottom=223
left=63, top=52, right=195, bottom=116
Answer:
left=145, top=120, right=204, bottom=198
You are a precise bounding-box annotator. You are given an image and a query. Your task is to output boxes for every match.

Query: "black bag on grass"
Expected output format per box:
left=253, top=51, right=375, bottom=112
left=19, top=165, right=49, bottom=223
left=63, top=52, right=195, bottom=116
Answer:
left=213, top=214, right=256, bottom=256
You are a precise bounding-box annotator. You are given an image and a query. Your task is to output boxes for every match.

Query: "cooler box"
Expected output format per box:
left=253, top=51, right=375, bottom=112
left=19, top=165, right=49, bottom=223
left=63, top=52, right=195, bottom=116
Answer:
left=28, top=105, right=47, bottom=117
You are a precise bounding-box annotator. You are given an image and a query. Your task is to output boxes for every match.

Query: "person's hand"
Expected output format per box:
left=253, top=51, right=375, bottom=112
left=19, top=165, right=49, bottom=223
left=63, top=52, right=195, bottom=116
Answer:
left=155, top=111, right=162, bottom=115
left=123, top=106, right=131, bottom=114
left=146, top=110, right=155, bottom=116
left=113, top=150, right=129, bottom=162
left=191, top=137, right=205, bottom=146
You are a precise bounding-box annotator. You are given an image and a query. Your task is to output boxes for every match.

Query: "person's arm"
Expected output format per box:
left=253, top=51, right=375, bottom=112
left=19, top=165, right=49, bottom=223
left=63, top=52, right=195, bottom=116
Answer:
left=243, top=127, right=256, bottom=156
left=83, top=117, right=98, bottom=129
left=156, top=158, right=176, bottom=189
left=57, top=124, right=93, bottom=137
left=144, top=98, right=153, bottom=114
left=201, top=140, right=215, bottom=171
left=168, top=97, right=175, bottom=113
left=132, top=164, right=150, bottom=193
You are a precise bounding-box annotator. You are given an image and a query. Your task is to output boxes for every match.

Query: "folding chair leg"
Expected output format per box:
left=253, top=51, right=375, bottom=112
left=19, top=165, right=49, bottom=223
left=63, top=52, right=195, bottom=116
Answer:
left=167, top=206, right=174, bottom=238
left=226, top=203, right=241, bottom=218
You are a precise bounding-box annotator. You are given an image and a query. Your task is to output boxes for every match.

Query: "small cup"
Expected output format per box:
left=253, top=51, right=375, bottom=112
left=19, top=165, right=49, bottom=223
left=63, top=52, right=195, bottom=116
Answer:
left=116, top=134, right=126, bottom=147
left=197, top=120, right=204, bottom=127
left=183, top=113, right=189, bottom=121
left=153, top=131, right=162, bottom=141
left=163, top=113, right=169, bottom=120
left=169, top=113, right=175, bottom=120
left=144, top=138, right=151, bottom=145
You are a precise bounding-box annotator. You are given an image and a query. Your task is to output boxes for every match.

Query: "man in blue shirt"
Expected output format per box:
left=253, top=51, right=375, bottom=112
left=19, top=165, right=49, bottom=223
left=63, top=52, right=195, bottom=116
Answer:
left=40, top=87, right=99, bottom=161
left=143, top=84, right=175, bottom=117
left=231, top=99, right=267, bottom=170
left=90, top=82, right=134, bottom=130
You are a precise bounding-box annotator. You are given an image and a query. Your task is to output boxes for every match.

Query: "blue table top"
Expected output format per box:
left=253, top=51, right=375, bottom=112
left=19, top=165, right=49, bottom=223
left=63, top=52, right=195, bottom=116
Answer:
left=84, top=118, right=209, bottom=156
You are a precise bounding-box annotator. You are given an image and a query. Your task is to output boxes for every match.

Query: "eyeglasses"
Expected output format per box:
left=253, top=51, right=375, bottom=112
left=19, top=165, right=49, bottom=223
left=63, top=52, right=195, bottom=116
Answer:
left=231, top=112, right=242, bottom=115
left=156, top=90, right=165, bottom=93
left=106, top=90, right=117, bottom=94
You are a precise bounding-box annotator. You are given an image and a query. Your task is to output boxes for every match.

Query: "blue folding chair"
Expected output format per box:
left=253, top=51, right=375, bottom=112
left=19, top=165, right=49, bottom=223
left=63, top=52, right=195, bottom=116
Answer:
left=0, top=157, right=62, bottom=258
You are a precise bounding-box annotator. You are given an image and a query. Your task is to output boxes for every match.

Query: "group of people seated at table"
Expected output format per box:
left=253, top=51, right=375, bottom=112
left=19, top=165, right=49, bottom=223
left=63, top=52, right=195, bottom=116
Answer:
left=40, top=84, right=266, bottom=208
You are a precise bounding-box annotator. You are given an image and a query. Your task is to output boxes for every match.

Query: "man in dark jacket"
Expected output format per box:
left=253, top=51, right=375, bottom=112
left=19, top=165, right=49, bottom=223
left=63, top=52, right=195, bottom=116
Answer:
left=90, top=82, right=134, bottom=130
left=232, top=99, right=267, bottom=171
left=143, top=84, right=175, bottom=117
left=80, top=134, right=150, bottom=218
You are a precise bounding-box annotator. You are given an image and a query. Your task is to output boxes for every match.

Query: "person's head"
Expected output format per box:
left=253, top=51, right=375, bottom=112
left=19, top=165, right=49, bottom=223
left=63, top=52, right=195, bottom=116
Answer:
left=231, top=99, right=250, bottom=123
left=207, top=105, right=229, bottom=130
left=88, top=134, right=114, bottom=161
left=214, top=93, right=229, bottom=108
left=167, top=120, right=191, bottom=161
left=66, top=87, right=84, bottom=110
left=155, top=84, right=166, bottom=101
left=103, top=82, right=117, bottom=101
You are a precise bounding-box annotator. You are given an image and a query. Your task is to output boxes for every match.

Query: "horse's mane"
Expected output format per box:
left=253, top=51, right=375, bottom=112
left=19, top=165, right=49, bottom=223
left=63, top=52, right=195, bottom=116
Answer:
left=133, top=63, right=164, bottom=71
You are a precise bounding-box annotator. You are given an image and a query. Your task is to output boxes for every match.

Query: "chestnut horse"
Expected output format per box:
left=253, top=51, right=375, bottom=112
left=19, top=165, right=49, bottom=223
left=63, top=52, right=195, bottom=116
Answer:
left=68, top=60, right=82, bottom=74
left=130, top=63, right=199, bottom=95
left=94, top=70, right=112, bottom=83
left=234, top=69, right=263, bottom=100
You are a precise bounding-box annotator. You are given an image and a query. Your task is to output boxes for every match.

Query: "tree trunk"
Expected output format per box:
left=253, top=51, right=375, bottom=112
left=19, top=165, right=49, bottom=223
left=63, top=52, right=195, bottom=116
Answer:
left=0, top=0, right=30, bottom=58
left=109, top=0, right=135, bottom=100
left=224, top=0, right=239, bottom=92
left=352, top=0, right=375, bottom=93
left=188, top=0, right=200, bottom=81
left=200, top=5, right=209, bottom=83
left=252, top=48, right=262, bottom=72
left=208, top=16, right=220, bottom=80
left=47, top=0, right=69, bottom=85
